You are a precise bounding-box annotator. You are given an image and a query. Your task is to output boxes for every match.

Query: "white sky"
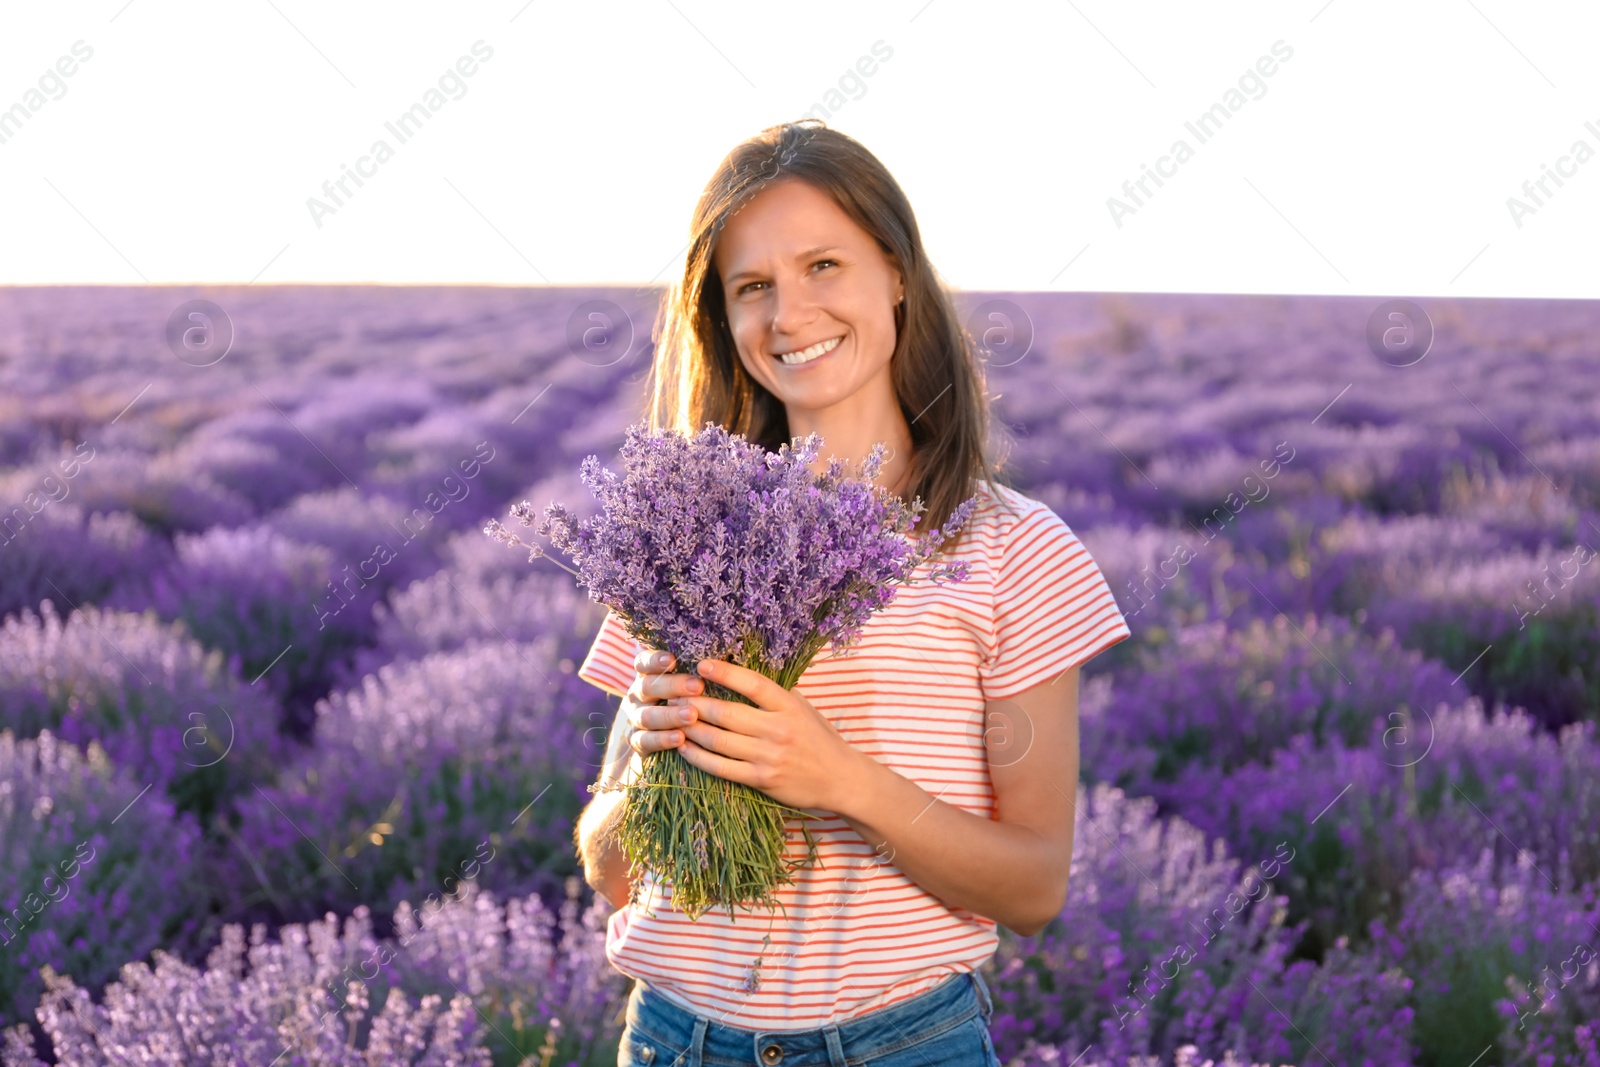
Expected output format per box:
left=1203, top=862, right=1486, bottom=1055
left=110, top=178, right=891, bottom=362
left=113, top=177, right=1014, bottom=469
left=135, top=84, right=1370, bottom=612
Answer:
left=1, top=0, right=1595, bottom=297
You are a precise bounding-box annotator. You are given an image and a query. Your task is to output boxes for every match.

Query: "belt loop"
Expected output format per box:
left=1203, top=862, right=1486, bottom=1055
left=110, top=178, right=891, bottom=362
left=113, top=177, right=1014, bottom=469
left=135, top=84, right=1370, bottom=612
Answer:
left=690, top=1016, right=709, bottom=1067
left=824, top=1024, right=847, bottom=1067
left=970, top=971, right=994, bottom=1023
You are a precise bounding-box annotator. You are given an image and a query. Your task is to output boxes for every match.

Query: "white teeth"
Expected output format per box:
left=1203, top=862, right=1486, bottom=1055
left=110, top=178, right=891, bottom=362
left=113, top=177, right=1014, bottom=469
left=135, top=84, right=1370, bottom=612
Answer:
left=776, top=336, right=842, bottom=366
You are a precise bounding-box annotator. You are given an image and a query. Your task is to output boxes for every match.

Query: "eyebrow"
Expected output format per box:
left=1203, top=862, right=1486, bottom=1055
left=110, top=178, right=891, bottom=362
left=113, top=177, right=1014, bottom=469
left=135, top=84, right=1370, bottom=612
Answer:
left=723, top=245, right=841, bottom=286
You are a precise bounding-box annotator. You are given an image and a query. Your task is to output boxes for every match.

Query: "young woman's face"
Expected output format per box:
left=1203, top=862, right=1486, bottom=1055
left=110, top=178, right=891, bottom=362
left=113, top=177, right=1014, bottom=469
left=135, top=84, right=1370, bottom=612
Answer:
left=713, top=178, right=905, bottom=419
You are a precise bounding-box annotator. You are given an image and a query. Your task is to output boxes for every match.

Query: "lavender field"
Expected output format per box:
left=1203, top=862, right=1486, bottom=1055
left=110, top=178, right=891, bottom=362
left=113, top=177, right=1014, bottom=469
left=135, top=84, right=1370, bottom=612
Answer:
left=0, top=285, right=1597, bottom=1066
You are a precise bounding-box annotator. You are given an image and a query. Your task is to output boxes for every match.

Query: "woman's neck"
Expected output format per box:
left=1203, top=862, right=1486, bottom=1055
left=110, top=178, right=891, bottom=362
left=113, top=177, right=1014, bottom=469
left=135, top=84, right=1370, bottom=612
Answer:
left=790, top=416, right=914, bottom=500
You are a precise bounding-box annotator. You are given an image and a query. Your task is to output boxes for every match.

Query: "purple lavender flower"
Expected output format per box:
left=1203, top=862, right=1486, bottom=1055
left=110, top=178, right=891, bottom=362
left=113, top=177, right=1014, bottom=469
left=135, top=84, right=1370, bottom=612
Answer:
left=486, top=419, right=978, bottom=920
left=0, top=501, right=169, bottom=625
left=986, top=782, right=1415, bottom=1065
left=1, top=878, right=626, bottom=1066
left=104, top=522, right=374, bottom=739
left=1080, top=611, right=1460, bottom=788
left=0, top=599, right=288, bottom=826
left=490, top=419, right=976, bottom=677
left=1375, top=849, right=1600, bottom=1066
left=225, top=635, right=592, bottom=926
left=0, top=729, right=204, bottom=1030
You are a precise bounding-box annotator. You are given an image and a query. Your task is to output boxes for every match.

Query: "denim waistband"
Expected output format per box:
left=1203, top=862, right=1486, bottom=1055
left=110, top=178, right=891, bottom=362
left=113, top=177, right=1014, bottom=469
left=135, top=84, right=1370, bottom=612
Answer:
left=624, top=970, right=995, bottom=1067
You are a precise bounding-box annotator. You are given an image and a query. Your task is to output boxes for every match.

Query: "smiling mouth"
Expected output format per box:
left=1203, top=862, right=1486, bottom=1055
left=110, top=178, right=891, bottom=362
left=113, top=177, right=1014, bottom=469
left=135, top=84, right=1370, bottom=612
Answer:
left=773, top=336, right=843, bottom=366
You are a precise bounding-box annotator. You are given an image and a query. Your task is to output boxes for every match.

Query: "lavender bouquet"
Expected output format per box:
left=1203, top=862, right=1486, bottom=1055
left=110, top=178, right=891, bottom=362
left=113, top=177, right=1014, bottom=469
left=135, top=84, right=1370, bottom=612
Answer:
left=485, top=420, right=977, bottom=921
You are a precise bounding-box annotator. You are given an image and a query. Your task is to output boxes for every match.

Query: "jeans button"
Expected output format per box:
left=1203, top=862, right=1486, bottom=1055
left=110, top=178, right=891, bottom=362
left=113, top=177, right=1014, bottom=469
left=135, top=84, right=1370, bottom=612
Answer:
left=760, top=1042, right=784, bottom=1065
left=639, top=1045, right=655, bottom=1064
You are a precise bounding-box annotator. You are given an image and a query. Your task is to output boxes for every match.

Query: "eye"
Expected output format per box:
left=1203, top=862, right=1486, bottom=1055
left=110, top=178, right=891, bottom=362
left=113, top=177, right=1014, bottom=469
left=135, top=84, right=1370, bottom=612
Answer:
left=733, top=259, right=835, bottom=297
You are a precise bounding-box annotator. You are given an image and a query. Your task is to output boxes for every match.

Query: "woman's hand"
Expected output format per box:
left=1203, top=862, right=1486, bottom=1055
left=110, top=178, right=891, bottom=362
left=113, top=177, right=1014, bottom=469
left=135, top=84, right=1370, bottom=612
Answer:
left=621, top=648, right=708, bottom=762
left=662, top=658, right=870, bottom=815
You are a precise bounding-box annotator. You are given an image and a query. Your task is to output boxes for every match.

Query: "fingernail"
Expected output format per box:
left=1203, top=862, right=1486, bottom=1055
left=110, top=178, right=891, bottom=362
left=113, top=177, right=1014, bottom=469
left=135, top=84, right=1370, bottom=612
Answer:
left=656, top=652, right=671, bottom=668
left=678, top=709, right=693, bottom=723
left=687, top=678, right=702, bottom=693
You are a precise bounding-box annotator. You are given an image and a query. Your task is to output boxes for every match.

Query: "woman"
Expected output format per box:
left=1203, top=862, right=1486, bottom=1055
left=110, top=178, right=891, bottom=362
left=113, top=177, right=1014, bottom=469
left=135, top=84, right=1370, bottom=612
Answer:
left=575, top=120, right=1131, bottom=1067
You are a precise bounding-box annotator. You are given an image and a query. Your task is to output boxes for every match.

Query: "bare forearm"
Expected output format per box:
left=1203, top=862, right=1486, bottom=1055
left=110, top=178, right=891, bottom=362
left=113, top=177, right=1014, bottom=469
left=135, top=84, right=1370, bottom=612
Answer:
left=576, top=705, right=639, bottom=911
left=576, top=790, right=632, bottom=910
left=834, top=751, right=1067, bottom=936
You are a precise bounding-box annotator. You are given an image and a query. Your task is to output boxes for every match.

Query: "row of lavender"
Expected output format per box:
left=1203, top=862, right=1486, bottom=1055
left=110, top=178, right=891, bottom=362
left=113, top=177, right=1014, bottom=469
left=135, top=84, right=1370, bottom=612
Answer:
left=5, top=586, right=1598, bottom=1062
left=1, top=287, right=1597, bottom=1065
left=5, top=291, right=1592, bottom=732
left=4, top=725, right=1596, bottom=1067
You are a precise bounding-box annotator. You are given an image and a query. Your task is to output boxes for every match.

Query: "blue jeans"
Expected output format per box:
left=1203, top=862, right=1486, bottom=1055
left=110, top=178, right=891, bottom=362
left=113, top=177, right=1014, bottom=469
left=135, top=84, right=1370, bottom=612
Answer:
left=616, top=971, right=1000, bottom=1067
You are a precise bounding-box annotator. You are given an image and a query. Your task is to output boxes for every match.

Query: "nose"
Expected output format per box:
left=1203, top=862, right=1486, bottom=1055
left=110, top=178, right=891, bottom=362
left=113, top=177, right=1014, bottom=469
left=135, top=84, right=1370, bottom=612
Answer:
left=767, top=275, right=816, bottom=340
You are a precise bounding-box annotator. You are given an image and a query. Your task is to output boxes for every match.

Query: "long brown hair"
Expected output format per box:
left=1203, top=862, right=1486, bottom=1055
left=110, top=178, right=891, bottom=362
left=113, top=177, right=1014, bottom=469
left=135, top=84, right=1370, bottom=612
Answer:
left=644, top=120, right=1016, bottom=555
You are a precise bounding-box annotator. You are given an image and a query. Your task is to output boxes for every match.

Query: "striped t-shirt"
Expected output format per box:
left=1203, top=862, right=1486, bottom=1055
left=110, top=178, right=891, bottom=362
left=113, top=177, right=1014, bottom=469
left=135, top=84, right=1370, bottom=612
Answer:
left=577, top=480, right=1132, bottom=1029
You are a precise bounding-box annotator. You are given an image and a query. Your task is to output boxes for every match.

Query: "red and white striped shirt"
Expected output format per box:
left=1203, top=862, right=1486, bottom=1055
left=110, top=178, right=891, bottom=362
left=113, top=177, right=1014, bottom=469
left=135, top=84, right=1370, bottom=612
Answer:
left=577, top=481, right=1131, bottom=1029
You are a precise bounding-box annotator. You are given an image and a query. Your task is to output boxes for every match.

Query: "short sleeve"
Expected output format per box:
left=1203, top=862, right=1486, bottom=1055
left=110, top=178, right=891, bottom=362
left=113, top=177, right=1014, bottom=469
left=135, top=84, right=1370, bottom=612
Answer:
left=577, top=608, right=643, bottom=698
left=978, top=503, right=1132, bottom=701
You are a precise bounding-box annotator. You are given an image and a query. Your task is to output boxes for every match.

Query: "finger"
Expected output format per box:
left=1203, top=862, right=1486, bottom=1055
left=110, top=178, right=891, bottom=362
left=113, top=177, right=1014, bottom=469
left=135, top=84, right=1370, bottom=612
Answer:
left=627, top=672, right=658, bottom=707
left=627, top=696, right=687, bottom=735
left=694, top=659, right=779, bottom=709
left=629, top=725, right=685, bottom=755
left=678, top=736, right=756, bottom=787
left=627, top=675, right=651, bottom=707
left=646, top=673, right=676, bottom=702
left=635, top=648, right=674, bottom=675
left=667, top=696, right=757, bottom=739
left=682, top=720, right=760, bottom=764
left=646, top=670, right=705, bottom=703
left=645, top=702, right=697, bottom=731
